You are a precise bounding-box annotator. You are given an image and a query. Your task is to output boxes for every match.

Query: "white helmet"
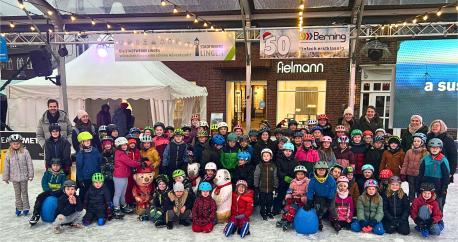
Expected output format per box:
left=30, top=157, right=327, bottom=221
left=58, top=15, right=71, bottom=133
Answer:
left=199, top=120, right=209, bottom=127
left=307, top=120, right=318, bottom=126
left=261, top=148, right=273, bottom=157
left=205, top=162, right=217, bottom=170
left=114, top=137, right=128, bottom=147
left=217, top=122, right=228, bottom=129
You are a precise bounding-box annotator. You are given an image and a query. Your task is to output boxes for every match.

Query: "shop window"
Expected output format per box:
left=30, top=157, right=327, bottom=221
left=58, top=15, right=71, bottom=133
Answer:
left=277, top=80, right=326, bottom=124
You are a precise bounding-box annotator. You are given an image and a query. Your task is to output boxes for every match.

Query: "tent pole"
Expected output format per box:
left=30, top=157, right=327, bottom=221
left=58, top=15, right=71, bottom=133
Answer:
left=58, top=56, right=69, bottom=113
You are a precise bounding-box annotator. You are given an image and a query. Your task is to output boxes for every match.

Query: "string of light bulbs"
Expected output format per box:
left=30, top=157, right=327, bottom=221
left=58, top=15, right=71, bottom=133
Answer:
left=297, top=0, right=305, bottom=32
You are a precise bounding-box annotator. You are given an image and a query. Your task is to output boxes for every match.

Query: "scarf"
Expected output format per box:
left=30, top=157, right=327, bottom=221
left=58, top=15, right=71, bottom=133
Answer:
left=315, top=173, right=327, bottom=183
left=190, top=176, right=200, bottom=186
left=213, top=182, right=232, bottom=195
left=408, top=123, right=422, bottom=135
left=47, top=111, right=60, bottom=124
left=341, top=118, right=353, bottom=131
left=364, top=116, right=373, bottom=124
left=337, top=189, right=349, bottom=199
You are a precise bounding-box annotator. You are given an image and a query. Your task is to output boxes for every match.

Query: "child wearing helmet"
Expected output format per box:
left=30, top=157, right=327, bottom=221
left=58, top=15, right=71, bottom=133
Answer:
left=350, top=129, right=368, bottom=188
left=45, top=123, right=72, bottom=175
left=253, top=128, right=277, bottom=167
left=357, top=164, right=375, bottom=193
left=192, top=182, right=217, bottom=233
left=319, top=136, right=337, bottom=167
left=2, top=134, right=34, bottom=217
left=113, top=137, right=141, bottom=218
left=254, top=148, right=278, bottom=220
left=351, top=179, right=384, bottom=235
left=332, top=176, right=354, bottom=232
left=107, top=124, right=119, bottom=140
left=220, top=133, right=240, bottom=173
left=343, top=166, right=360, bottom=211
left=75, top=131, right=102, bottom=201
left=317, top=114, right=334, bottom=138
left=124, top=134, right=142, bottom=206
left=248, top=129, right=258, bottom=146
left=53, top=180, right=86, bottom=234
left=307, top=119, right=318, bottom=131
left=100, top=136, right=115, bottom=198
left=417, top=138, right=450, bottom=210
left=224, top=180, right=254, bottom=238
left=217, top=121, right=229, bottom=137
left=201, top=135, right=225, bottom=171
left=181, top=126, right=193, bottom=144
left=277, top=165, right=310, bottom=231
left=238, top=135, right=254, bottom=158
left=140, top=135, right=160, bottom=177
left=233, top=124, right=244, bottom=137
left=143, top=126, right=154, bottom=137
left=292, top=131, right=304, bottom=150
left=295, top=134, right=320, bottom=174
left=162, top=129, right=189, bottom=179
left=310, top=126, right=324, bottom=146
left=232, top=151, right=255, bottom=189
left=400, top=132, right=428, bottom=202
left=335, top=135, right=355, bottom=169
left=304, top=161, right=337, bottom=230
left=193, top=130, right=209, bottom=164
left=202, top=162, right=217, bottom=187
left=164, top=126, right=175, bottom=139
left=379, top=136, right=405, bottom=177
left=410, top=183, right=444, bottom=237
left=172, top=169, right=193, bottom=193
left=152, top=122, right=170, bottom=161
left=362, top=130, right=374, bottom=146
left=365, top=135, right=385, bottom=180
left=272, top=142, right=296, bottom=214
left=381, top=176, right=410, bottom=235
left=379, top=169, right=393, bottom=194
left=165, top=182, right=195, bottom=229
left=149, top=175, right=170, bottom=228
left=82, top=173, right=111, bottom=226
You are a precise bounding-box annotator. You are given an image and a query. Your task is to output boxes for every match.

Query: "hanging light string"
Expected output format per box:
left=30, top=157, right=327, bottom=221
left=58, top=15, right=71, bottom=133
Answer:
left=297, top=0, right=305, bottom=32
left=161, top=0, right=223, bottom=31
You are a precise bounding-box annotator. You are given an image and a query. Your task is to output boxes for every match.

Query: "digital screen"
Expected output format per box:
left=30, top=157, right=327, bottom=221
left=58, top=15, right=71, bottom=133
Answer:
left=393, top=39, right=458, bottom=128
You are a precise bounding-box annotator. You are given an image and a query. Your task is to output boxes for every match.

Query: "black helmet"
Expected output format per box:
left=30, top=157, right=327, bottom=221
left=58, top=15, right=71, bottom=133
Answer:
left=165, top=126, right=174, bottom=131
left=420, top=183, right=435, bottom=192
left=49, top=123, right=61, bottom=132
left=248, top=129, right=258, bottom=137
left=288, top=119, right=298, bottom=127
left=107, top=124, right=118, bottom=132
left=50, top=158, right=62, bottom=166
left=63, top=180, right=77, bottom=188
left=155, top=174, right=169, bottom=185
left=274, top=128, right=283, bottom=135
left=293, top=131, right=304, bottom=138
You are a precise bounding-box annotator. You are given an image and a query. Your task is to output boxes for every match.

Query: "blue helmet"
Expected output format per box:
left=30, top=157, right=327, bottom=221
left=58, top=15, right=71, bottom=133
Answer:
left=129, top=127, right=141, bottom=134
left=362, top=164, right=375, bottom=172
left=373, top=135, right=385, bottom=143
left=310, top=126, right=323, bottom=133
left=198, top=182, right=212, bottom=191
left=413, top=133, right=427, bottom=144
left=283, top=142, right=295, bottom=151
left=211, top=134, right=225, bottom=145
left=237, top=151, right=251, bottom=161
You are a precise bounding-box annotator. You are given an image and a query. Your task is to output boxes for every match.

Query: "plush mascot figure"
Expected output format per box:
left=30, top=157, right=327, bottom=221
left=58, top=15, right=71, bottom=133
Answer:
left=187, top=163, right=201, bottom=194
left=212, top=169, right=232, bottom=223
left=133, top=166, right=155, bottom=216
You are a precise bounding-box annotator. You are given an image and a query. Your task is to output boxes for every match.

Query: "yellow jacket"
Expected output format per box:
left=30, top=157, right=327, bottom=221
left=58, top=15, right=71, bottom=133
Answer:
left=140, top=147, right=160, bottom=177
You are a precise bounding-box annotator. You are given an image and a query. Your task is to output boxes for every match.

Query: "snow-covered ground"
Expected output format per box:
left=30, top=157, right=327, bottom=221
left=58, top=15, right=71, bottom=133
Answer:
left=1, top=164, right=457, bottom=242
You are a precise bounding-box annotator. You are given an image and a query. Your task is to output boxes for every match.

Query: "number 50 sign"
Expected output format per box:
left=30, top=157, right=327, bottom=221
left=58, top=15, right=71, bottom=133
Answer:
left=260, top=30, right=300, bottom=59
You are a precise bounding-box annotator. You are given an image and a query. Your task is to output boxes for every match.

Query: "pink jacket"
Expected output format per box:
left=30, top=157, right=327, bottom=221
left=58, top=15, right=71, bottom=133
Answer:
left=294, top=147, right=320, bottom=163
left=400, top=147, right=428, bottom=176
left=335, top=193, right=354, bottom=222
left=285, top=177, right=310, bottom=204
left=113, top=150, right=141, bottom=178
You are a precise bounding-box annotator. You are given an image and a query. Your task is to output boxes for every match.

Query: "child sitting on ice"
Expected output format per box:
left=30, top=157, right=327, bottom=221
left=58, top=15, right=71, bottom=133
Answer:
left=165, top=182, right=195, bottom=229
left=332, top=176, right=354, bottom=232
left=351, top=179, right=384, bottom=235
left=381, top=176, right=410, bottom=235
left=192, top=182, right=216, bottom=233
left=224, top=180, right=254, bottom=238
left=83, top=173, right=111, bottom=226
left=53, top=180, right=86, bottom=234
left=410, top=183, right=444, bottom=237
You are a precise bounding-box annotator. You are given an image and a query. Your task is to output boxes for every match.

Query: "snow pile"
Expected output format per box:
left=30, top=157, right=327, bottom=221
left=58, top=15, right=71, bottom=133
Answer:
left=1, top=165, right=457, bottom=242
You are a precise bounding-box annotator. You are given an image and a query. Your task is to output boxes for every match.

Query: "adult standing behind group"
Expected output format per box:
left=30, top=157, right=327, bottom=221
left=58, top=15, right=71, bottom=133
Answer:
left=337, top=107, right=359, bottom=133
left=96, top=104, right=111, bottom=127
left=357, top=106, right=383, bottom=133
left=112, top=102, right=135, bottom=136
left=36, top=99, right=72, bottom=148
left=400, top=115, right=428, bottom=152
left=71, top=110, right=99, bottom=153
left=426, top=119, right=457, bottom=182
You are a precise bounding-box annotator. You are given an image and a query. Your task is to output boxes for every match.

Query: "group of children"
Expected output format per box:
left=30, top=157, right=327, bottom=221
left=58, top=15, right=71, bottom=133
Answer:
left=1, top=113, right=451, bottom=238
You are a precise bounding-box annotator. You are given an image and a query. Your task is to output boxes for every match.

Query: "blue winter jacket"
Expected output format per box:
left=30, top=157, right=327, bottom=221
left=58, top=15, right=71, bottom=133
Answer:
left=76, top=147, right=102, bottom=181
left=41, top=169, right=67, bottom=192
left=418, top=153, right=450, bottom=196
left=307, top=174, right=336, bottom=201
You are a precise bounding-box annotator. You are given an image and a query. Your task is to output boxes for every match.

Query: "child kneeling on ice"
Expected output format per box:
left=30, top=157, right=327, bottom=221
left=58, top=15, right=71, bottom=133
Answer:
left=192, top=182, right=217, bottom=233
left=276, top=165, right=309, bottom=231
left=224, top=180, right=254, bottom=238
left=410, top=183, right=444, bottom=237
left=165, top=182, right=195, bottom=229
left=381, top=176, right=410, bottom=235
left=351, top=179, right=384, bottom=235
left=53, top=180, right=86, bottom=234
left=83, top=173, right=112, bottom=226
left=303, top=161, right=336, bottom=231
left=333, top=176, right=354, bottom=232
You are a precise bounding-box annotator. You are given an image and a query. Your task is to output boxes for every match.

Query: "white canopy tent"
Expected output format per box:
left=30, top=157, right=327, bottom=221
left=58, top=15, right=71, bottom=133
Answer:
left=6, top=45, right=207, bottom=131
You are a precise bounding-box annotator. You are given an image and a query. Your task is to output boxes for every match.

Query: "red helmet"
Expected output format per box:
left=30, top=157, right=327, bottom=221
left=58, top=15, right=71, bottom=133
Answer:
left=303, top=134, right=314, bottom=141
left=317, top=114, right=328, bottom=120
left=379, top=169, right=393, bottom=179
left=233, top=124, right=243, bottom=132
left=363, top=130, right=373, bottom=137
left=335, top=125, right=347, bottom=132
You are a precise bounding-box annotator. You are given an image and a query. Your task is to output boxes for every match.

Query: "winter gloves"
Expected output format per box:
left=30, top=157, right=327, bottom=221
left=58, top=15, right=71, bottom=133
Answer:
left=284, top=176, right=293, bottom=184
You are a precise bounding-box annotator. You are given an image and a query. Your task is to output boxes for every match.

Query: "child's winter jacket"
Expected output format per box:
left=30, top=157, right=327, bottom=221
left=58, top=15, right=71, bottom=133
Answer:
left=307, top=174, right=336, bottom=201
left=334, top=147, right=355, bottom=169
left=231, top=190, right=254, bottom=219
left=254, top=162, right=278, bottom=193
left=417, top=153, right=450, bottom=197
left=356, top=192, right=384, bottom=222
left=41, top=169, right=66, bottom=192
left=351, top=142, right=367, bottom=175
left=285, top=178, right=309, bottom=204
left=56, top=193, right=84, bottom=216
left=2, top=149, right=34, bottom=182
left=379, top=148, right=405, bottom=176
left=76, top=147, right=102, bottom=181
left=192, top=196, right=217, bottom=226
left=113, top=149, right=141, bottom=178
left=410, top=193, right=442, bottom=224
left=335, top=192, right=354, bottom=222
left=400, top=147, right=427, bottom=177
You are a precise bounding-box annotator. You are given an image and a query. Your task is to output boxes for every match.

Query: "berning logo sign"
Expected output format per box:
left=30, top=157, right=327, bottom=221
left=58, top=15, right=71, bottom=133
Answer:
left=300, top=31, right=347, bottom=43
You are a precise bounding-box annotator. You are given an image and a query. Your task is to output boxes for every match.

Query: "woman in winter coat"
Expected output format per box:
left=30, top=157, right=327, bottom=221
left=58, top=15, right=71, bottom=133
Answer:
left=192, top=182, right=217, bottom=233
left=400, top=133, right=428, bottom=202
left=337, top=107, right=359, bottom=133
left=72, top=110, right=100, bottom=152
left=400, top=115, right=428, bottom=152
left=356, top=106, right=383, bottom=133
left=381, top=176, right=410, bottom=235
left=426, top=120, right=457, bottom=182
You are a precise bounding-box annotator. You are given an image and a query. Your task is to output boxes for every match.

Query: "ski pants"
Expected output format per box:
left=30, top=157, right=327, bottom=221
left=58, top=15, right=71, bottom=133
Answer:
left=12, top=181, right=29, bottom=210
left=53, top=209, right=86, bottom=226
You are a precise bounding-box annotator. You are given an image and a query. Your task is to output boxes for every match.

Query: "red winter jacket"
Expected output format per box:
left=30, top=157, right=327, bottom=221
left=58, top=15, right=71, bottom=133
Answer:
left=294, top=146, right=320, bottom=163
left=153, top=135, right=170, bottom=159
left=410, top=193, right=443, bottom=224
left=192, top=196, right=217, bottom=226
left=334, top=147, right=355, bottom=168
left=113, top=150, right=141, bottom=178
left=231, top=190, right=254, bottom=219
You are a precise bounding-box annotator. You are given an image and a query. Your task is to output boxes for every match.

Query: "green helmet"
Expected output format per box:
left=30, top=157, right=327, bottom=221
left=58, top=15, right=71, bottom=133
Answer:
left=92, top=172, right=105, bottom=183
left=314, top=161, right=329, bottom=170
left=77, top=131, right=93, bottom=142
left=144, top=125, right=154, bottom=132
left=210, top=123, right=218, bottom=130
left=140, top=134, right=153, bottom=143
left=197, top=130, right=208, bottom=138
left=350, top=129, right=363, bottom=137
left=173, top=128, right=184, bottom=136
left=172, top=169, right=186, bottom=178
left=227, top=133, right=238, bottom=142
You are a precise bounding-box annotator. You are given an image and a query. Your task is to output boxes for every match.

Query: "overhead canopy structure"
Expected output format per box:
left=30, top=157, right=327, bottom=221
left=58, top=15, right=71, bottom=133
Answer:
left=6, top=45, right=207, bottom=131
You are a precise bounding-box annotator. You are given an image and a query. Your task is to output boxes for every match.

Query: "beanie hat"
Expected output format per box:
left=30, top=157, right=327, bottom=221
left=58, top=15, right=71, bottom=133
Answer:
left=410, top=115, right=423, bottom=125
left=173, top=182, right=185, bottom=192
left=343, top=107, right=353, bottom=115
left=76, top=110, right=88, bottom=120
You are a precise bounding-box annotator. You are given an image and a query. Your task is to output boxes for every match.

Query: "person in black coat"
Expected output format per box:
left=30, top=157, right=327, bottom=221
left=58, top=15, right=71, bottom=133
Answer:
left=426, top=120, right=457, bottom=182
left=53, top=180, right=86, bottom=233
left=364, top=135, right=385, bottom=179
left=382, top=176, right=410, bottom=235
left=72, top=110, right=100, bottom=152
left=201, top=136, right=224, bottom=174
left=356, top=106, right=383, bottom=133
left=400, top=115, right=428, bottom=152
left=83, top=174, right=111, bottom=226
left=45, top=123, right=72, bottom=174
left=232, top=151, right=255, bottom=189
left=272, top=143, right=297, bottom=214
left=253, top=129, right=278, bottom=167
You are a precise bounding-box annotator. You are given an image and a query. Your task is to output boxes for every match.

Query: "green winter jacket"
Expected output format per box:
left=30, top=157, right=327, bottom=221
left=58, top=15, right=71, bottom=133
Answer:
left=356, top=192, right=384, bottom=222
left=220, top=145, right=239, bottom=170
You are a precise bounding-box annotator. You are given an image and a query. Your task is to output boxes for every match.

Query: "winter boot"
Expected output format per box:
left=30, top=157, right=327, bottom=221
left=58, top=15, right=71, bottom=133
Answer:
left=318, top=219, right=323, bottom=231
left=179, top=219, right=191, bottom=227
left=224, top=222, right=236, bottom=237
left=166, top=222, right=174, bottom=230
left=421, top=228, right=430, bottom=238
left=282, top=222, right=291, bottom=231
left=15, top=208, right=22, bottom=216
left=138, top=214, right=149, bottom=221
left=29, top=214, right=40, bottom=226
left=332, top=220, right=342, bottom=232
left=276, top=219, right=286, bottom=228
left=113, top=207, right=124, bottom=219
left=121, top=204, right=134, bottom=214
left=155, top=220, right=166, bottom=228
left=53, top=226, right=63, bottom=234
left=23, top=210, right=29, bottom=216
left=239, top=222, right=250, bottom=238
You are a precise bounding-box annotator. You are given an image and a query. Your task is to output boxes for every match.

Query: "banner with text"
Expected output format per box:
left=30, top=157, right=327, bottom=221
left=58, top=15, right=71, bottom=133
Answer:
left=1, top=131, right=44, bottom=160
left=114, top=32, right=236, bottom=61
left=260, top=27, right=350, bottom=59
